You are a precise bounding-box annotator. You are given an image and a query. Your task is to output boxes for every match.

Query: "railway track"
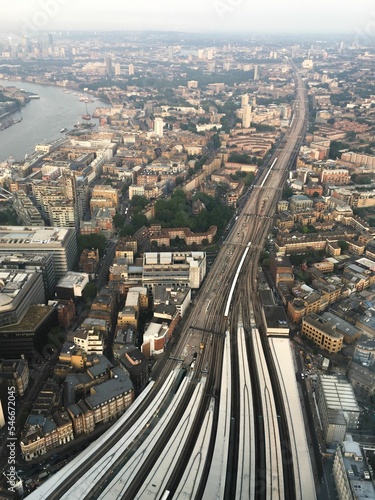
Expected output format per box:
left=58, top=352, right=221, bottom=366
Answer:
left=30, top=62, right=308, bottom=500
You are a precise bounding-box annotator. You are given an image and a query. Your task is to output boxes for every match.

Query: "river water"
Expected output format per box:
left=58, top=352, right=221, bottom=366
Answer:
left=0, top=79, right=104, bottom=162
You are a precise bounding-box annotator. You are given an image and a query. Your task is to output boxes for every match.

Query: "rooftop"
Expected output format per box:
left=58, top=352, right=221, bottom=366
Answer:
left=0, top=226, right=71, bottom=245
left=0, top=304, right=54, bottom=332
left=320, top=374, right=360, bottom=413
left=321, top=312, right=361, bottom=339
left=86, top=371, right=133, bottom=408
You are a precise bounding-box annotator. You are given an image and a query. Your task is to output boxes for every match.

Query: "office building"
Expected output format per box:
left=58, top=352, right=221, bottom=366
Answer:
left=142, top=321, right=170, bottom=357
left=142, top=252, right=206, bottom=290
left=67, top=328, right=104, bottom=356
left=348, top=362, right=375, bottom=402
left=320, top=312, right=362, bottom=344
left=302, top=313, right=343, bottom=354
left=153, top=285, right=191, bottom=318
left=333, top=440, right=375, bottom=499
left=0, top=252, right=56, bottom=297
left=0, top=303, right=57, bottom=359
left=55, top=272, right=90, bottom=300
left=0, top=270, right=45, bottom=328
left=0, top=226, right=78, bottom=279
left=353, top=339, right=375, bottom=367
left=316, top=374, right=360, bottom=446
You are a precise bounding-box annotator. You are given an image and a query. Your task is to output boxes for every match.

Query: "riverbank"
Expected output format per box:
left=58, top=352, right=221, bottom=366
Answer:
left=0, top=106, right=21, bottom=121
left=0, top=76, right=111, bottom=105
left=0, top=116, right=22, bottom=131
left=0, top=80, right=105, bottom=161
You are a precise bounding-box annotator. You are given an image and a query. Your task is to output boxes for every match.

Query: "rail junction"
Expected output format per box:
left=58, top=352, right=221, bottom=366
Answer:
left=30, top=63, right=317, bottom=500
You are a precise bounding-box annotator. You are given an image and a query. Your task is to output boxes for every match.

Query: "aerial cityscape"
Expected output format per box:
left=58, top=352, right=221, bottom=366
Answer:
left=0, top=3, right=375, bottom=500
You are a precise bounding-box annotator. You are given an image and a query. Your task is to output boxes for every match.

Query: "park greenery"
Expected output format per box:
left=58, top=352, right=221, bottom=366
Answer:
left=329, top=140, right=350, bottom=159
left=153, top=190, right=234, bottom=233
left=113, top=190, right=235, bottom=238
left=77, top=233, right=107, bottom=257
left=0, top=207, right=19, bottom=225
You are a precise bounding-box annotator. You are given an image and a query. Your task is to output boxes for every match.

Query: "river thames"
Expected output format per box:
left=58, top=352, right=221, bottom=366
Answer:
left=0, top=79, right=103, bottom=162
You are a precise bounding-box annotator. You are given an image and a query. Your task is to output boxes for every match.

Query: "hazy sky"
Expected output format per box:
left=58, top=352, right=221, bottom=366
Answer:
left=0, top=0, right=374, bottom=36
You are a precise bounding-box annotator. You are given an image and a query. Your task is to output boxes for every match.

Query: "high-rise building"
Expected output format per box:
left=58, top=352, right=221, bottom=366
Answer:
left=242, top=105, right=252, bottom=128
left=154, top=117, right=164, bottom=138
left=128, top=63, right=134, bottom=76
left=114, top=63, right=121, bottom=76
left=254, top=65, right=259, bottom=80
left=241, top=94, right=249, bottom=108
left=105, top=56, right=113, bottom=75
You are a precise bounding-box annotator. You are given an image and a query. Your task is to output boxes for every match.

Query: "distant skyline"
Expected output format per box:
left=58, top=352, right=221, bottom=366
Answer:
left=0, top=0, right=374, bottom=37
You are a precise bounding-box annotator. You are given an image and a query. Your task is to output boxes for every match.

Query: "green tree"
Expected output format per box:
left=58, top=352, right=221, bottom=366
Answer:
left=131, top=195, right=149, bottom=211
left=175, top=211, right=190, bottom=227
left=346, top=130, right=356, bottom=140
left=282, top=187, right=294, bottom=200
left=119, top=225, right=135, bottom=237
left=337, top=240, right=349, bottom=252
left=132, top=213, right=149, bottom=230
left=77, top=233, right=107, bottom=257
left=329, top=140, right=350, bottom=160
left=228, top=153, right=254, bottom=164
left=82, top=282, right=97, bottom=302
left=244, top=172, right=255, bottom=186
left=113, top=213, right=126, bottom=229
left=0, top=207, right=18, bottom=225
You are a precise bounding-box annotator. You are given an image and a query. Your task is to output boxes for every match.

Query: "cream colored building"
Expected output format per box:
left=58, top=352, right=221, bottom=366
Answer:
left=302, top=313, right=343, bottom=353
left=142, top=252, right=206, bottom=290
